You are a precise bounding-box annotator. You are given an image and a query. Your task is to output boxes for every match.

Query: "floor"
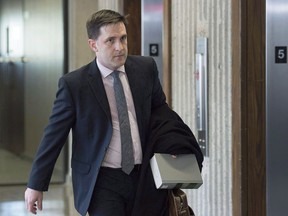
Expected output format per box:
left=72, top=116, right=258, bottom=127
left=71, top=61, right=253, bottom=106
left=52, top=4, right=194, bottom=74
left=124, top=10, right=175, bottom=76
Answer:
left=0, top=149, right=64, bottom=185
left=0, top=149, right=32, bottom=185
left=0, top=149, right=80, bottom=215
left=0, top=184, right=80, bottom=216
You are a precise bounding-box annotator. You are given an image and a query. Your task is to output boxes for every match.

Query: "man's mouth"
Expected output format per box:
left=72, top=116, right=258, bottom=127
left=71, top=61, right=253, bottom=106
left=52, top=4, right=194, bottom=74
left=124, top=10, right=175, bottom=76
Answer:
left=115, top=54, right=124, bottom=58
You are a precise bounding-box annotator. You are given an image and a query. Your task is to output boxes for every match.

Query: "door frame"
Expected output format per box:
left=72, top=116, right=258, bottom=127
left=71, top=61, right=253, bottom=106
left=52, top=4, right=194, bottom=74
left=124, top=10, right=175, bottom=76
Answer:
left=232, top=0, right=266, bottom=215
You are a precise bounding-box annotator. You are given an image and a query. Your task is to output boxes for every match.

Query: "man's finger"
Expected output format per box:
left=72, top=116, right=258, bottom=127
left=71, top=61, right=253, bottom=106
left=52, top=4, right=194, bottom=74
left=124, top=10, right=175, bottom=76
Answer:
left=37, top=197, right=43, bottom=211
left=27, top=201, right=37, bottom=214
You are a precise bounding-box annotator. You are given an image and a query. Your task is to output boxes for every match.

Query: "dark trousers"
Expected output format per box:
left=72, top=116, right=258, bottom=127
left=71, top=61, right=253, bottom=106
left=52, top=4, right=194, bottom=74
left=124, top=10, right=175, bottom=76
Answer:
left=88, top=165, right=140, bottom=216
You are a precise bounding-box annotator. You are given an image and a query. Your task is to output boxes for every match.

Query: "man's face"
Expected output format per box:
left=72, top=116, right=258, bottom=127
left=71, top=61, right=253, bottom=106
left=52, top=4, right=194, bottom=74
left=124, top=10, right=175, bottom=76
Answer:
left=89, top=22, right=128, bottom=70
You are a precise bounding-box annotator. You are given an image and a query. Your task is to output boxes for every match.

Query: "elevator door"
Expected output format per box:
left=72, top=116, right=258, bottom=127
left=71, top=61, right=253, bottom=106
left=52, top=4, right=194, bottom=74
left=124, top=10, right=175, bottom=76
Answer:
left=0, top=0, right=24, bottom=155
left=266, top=0, right=288, bottom=215
left=0, top=0, right=66, bottom=185
left=141, top=0, right=163, bottom=83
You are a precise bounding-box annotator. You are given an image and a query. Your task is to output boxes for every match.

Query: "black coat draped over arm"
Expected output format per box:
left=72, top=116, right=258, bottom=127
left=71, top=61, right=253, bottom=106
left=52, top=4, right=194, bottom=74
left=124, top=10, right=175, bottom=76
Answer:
left=132, top=104, right=204, bottom=216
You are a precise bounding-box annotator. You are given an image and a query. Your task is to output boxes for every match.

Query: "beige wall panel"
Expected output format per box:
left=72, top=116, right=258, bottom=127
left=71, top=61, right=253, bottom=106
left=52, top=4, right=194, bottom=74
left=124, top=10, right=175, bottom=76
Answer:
left=68, top=1, right=98, bottom=70
left=171, top=0, right=232, bottom=215
left=97, top=0, right=123, bottom=12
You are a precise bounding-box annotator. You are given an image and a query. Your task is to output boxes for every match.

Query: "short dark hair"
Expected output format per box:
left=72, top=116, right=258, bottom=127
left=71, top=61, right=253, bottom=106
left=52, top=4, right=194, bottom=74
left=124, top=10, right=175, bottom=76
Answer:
left=86, top=9, right=129, bottom=39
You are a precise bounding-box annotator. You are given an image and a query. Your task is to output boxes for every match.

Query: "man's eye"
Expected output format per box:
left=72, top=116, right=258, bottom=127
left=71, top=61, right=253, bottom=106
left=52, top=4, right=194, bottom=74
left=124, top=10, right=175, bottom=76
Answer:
left=107, top=38, right=115, bottom=43
left=121, top=36, right=127, bottom=42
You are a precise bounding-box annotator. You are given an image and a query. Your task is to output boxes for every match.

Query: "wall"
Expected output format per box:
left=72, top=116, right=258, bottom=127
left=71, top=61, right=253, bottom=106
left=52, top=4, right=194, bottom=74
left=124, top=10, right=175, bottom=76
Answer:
left=171, top=1, right=232, bottom=216
left=68, top=1, right=97, bottom=71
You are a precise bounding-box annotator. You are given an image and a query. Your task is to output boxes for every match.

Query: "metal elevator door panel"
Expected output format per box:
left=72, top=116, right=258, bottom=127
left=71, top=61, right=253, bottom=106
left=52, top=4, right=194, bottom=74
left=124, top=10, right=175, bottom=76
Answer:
left=0, top=0, right=25, bottom=155
left=266, top=0, right=288, bottom=215
left=0, top=0, right=66, bottom=185
left=141, top=0, right=163, bottom=84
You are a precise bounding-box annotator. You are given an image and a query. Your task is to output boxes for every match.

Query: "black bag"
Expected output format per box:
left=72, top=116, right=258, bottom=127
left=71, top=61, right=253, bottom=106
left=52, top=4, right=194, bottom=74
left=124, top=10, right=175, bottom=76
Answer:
left=168, top=189, right=195, bottom=216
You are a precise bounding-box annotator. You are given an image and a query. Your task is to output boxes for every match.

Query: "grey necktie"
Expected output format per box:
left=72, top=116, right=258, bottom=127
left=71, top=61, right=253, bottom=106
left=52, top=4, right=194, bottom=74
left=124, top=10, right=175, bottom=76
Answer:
left=112, top=71, right=134, bottom=174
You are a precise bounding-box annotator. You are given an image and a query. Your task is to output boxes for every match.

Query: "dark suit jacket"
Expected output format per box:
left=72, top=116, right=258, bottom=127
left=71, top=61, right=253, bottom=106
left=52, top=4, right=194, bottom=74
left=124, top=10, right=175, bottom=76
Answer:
left=27, top=55, right=167, bottom=215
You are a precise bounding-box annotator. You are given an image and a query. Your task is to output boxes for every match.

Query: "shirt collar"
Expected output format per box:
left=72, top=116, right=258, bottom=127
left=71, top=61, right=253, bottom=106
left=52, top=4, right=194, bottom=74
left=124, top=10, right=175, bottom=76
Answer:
left=96, top=58, right=125, bottom=78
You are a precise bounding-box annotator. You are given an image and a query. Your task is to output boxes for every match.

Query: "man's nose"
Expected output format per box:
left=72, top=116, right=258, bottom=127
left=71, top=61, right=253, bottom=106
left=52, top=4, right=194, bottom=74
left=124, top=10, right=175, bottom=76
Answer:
left=115, top=40, right=123, bottom=50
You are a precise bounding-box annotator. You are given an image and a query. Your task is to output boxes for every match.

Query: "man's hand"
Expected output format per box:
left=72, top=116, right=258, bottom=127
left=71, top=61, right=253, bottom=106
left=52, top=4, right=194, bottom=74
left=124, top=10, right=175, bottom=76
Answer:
left=24, top=188, right=43, bottom=214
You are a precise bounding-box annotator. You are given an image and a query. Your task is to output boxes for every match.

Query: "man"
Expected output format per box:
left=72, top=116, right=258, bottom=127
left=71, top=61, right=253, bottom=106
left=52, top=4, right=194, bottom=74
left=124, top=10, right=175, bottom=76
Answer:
left=25, top=9, right=203, bottom=216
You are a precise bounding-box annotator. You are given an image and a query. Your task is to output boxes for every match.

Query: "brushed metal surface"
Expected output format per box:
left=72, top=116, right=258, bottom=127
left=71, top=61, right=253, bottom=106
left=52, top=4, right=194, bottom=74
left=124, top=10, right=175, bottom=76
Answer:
left=266, top=0, right=288, bottom=215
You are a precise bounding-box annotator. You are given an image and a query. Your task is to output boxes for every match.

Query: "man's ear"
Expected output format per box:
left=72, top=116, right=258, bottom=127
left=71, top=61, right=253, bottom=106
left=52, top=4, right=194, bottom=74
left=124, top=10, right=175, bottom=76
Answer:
left=88, top=39, right=97, bottom=52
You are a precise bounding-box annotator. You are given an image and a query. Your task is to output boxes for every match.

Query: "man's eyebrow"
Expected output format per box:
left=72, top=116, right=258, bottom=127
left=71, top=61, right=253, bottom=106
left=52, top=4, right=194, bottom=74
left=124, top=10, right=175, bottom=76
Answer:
left=105, top=36, right=115, bottom=41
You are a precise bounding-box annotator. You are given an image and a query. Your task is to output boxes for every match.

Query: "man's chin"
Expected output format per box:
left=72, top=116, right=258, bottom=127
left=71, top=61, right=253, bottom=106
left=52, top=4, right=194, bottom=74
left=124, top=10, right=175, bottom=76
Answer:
left=114, top=59, right=126, bottom=66
left=111, top=62, right=125, bottom=70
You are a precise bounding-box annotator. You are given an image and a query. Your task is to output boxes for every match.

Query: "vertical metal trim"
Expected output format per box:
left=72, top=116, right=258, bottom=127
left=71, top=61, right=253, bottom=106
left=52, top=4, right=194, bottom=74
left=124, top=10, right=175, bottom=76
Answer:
left=6, top=27, right=9, bottom=55
left=196, top=37, right=208, bottom=156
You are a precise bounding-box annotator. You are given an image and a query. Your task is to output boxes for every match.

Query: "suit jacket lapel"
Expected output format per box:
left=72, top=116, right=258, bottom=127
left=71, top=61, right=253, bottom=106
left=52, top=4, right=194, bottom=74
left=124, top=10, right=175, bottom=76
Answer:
left=87, top=60, right=112, bottom=123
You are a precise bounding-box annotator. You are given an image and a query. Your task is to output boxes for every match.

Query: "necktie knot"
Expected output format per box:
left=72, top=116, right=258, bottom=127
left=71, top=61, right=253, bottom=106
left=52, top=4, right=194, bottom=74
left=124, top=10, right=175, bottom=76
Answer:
left=112, top=70, right=120, bottom=80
